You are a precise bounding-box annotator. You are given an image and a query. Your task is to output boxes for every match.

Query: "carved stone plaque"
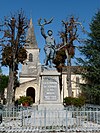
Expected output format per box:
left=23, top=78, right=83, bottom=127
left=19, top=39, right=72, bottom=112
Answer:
left=43, top=77, right=58, bottom=101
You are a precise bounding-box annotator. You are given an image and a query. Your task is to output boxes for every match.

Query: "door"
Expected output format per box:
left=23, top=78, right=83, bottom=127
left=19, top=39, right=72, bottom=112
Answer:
left=26, top=87, right=35, bottom=103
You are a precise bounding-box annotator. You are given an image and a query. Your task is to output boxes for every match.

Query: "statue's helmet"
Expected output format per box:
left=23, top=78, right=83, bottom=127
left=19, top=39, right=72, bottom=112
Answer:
left=47, top=30, right=53, bottom=36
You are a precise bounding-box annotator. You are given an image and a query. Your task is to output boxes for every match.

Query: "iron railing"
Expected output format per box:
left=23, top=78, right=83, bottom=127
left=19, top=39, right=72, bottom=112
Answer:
left=0, top=106, right=100, bottom=132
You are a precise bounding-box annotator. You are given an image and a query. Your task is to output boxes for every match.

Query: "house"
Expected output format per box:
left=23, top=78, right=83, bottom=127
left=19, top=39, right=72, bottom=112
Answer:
left=62, top=66, right=84, bottom=98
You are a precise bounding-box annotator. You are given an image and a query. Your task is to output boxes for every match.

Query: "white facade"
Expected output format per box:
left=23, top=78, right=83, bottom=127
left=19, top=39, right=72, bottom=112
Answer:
left=62, top=72, right=83, bottom=98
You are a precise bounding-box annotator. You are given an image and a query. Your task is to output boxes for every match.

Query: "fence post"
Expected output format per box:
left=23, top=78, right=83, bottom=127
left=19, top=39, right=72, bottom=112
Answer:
left=44, top=108, right=46, bottom=132
left=65, top=108, right=68, bottom=131
left=21, top=106, right=23, bottom=127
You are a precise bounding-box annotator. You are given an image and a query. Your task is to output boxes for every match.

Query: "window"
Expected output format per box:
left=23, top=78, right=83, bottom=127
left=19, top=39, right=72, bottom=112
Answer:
left=29, top=53, right=33, bottom=62
left=76, top=76, right=80, bottom=87
left=72, top=91, right=74, bottom=97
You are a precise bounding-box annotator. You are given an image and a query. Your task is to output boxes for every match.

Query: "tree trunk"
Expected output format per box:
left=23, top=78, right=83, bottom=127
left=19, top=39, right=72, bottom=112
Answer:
left=7, top=67, right=14, bottom=107
left=66, top=51, right=72, bottom=97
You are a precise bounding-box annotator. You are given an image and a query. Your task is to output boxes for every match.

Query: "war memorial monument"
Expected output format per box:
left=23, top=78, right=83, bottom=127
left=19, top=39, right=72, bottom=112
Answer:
left=38, top=18, right=64, bottom=110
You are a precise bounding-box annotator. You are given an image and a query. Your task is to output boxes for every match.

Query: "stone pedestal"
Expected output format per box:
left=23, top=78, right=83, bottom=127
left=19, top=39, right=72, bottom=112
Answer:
left=38, top=68, right=64, bottom=110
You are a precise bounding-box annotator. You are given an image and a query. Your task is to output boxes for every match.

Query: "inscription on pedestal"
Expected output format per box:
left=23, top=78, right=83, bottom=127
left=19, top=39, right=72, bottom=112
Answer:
left=43, top=77, right=58, bottom=101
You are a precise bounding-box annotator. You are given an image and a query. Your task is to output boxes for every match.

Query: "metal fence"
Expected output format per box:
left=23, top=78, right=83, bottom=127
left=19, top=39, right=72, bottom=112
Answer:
left=0, top=106, right=100, bottom=132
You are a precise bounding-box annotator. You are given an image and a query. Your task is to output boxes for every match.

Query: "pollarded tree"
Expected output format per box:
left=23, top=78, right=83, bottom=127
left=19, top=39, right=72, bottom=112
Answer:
left=55, top=16, right=85, bottom=97
left=0, top=9, right=28, bottom=106
left=77, top=10, right=100, bottom=105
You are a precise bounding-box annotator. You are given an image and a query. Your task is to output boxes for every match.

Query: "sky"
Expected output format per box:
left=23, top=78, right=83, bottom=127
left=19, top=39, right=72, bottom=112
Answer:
left=0, top=0, right=100, bottom=75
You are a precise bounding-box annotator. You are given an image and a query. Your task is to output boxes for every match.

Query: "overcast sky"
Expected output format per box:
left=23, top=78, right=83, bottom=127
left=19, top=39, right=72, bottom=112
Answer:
left=0, top=0, right=100, bottom=75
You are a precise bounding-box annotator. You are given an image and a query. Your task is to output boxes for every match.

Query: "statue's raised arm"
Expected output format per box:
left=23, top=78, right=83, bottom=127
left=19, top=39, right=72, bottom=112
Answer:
left=38, top=18, right=56, bottom=68
left=38, top=18, right=53, bottom=39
